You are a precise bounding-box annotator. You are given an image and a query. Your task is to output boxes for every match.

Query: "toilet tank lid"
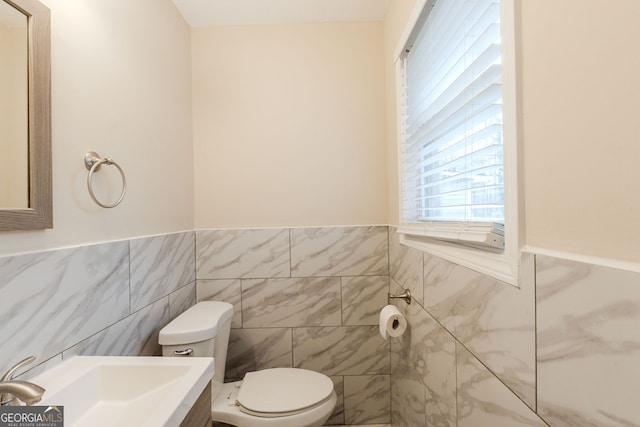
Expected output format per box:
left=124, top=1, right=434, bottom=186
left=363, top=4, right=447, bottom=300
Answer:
left=159, top=301, right=234, bottom=345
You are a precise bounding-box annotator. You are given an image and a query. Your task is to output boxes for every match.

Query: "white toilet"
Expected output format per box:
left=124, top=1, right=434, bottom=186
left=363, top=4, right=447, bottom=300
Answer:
left=159, top=301, right=337, bottom=427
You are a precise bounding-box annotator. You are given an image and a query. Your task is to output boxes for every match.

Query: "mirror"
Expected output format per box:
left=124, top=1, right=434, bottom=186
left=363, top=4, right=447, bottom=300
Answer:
left=0, top=0, right=51, bottom=230
left=0, top=2, right=27, bottom=209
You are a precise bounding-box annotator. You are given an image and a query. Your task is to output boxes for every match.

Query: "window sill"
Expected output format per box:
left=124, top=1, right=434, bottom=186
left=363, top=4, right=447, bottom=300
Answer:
left=398, top=228, right=520, bottom=287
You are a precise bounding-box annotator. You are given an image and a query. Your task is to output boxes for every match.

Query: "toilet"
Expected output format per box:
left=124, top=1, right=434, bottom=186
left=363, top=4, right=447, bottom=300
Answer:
left=159, top=301, right=337, bottom=427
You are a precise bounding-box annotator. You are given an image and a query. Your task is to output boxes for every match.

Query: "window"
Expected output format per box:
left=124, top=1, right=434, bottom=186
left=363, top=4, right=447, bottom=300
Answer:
left=396, top=0, right=521, bottom=285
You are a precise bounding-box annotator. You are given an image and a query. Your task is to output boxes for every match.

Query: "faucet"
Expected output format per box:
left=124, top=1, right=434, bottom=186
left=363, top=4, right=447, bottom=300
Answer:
left=0, top=356, right=45, bottom=406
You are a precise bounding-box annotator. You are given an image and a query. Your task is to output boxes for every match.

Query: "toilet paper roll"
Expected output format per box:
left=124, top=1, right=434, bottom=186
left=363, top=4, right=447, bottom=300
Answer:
left=379, top=304, right=407, bottom=339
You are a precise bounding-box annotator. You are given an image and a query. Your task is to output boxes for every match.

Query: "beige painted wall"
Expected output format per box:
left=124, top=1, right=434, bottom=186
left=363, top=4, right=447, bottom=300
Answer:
left=520, top=0, right=640, bottom=263
left=384, top=0, right=640, bottom=264
left=3, top=0, right=636, bottom=264
left=192, top=22, right=387, bottom=228
left=0, top=0, right=194, bottom=256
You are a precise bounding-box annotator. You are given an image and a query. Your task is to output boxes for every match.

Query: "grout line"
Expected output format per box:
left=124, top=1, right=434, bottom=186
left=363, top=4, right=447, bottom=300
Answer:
left=386, top=226, right=393, bottom=425
left=455, top=340, right=459, bottom=427
left=288, top=228, right=293, bottom=278
left=533, top=254, right=538, bottom=413
left=192, top=230, right=198, bottom=286
left=239, top=278, right=244, bottom=329
left=290, top=327, right=294, bottom=368
left=339, top=276, right=344, bottom=327
left=128, top=241, right=132, bottom=315
left=287, top=229, right=294, bottom=368
left=387, top=226, right=391, bottom=281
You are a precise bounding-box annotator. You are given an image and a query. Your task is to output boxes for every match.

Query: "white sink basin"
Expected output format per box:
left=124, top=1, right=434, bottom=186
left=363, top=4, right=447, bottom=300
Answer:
left=32, top=356, right=214, bottom=427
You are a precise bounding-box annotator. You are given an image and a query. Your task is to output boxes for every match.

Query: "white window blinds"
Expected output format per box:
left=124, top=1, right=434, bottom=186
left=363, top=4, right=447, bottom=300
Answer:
left=400, top=0, right=505, bottom=249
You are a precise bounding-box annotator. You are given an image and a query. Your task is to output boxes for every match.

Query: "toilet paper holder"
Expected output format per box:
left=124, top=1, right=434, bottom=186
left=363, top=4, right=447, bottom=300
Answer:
left=388, top=288, right=412, bottom=305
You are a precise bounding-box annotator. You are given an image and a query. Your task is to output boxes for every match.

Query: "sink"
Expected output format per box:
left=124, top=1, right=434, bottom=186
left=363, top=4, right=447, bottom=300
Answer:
left=31, top=356, right=214, bottom=427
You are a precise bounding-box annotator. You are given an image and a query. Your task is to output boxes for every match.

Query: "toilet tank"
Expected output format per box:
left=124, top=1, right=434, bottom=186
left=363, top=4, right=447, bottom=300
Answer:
left=159, top=301, right=234, bottom=386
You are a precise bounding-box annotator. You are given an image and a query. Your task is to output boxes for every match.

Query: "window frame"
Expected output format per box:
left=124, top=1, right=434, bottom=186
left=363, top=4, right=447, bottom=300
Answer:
left=395, top=0, right=522, bottom=286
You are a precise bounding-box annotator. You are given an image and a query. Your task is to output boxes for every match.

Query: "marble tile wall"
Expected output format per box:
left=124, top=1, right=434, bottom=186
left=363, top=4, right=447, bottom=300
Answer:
left=0, top=231, right=196, bottom=378
left=536, top=256, right=640, bottom=426
left=389, top=226, right=640, bottom=427
left=2, top=224, right=637, bottom=427
left=195, top=226, right=391, bottom=425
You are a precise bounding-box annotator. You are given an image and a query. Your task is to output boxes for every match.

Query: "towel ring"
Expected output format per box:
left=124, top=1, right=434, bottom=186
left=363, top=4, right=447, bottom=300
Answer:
left=84, top=151, right=127, bottom=208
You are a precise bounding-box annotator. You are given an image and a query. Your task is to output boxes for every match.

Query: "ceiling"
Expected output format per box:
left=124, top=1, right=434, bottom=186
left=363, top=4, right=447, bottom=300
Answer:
left=170, top=0, right=390, bottom=27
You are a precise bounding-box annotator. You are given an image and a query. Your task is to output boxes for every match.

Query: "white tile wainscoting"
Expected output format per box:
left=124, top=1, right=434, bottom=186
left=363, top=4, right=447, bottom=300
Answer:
left=1, top=226, right=639, bottom=426
left=0, top=232, right=196, bottom=374
left=195, top=226, right=391, bottom=425
left=388, top=227, right=640, bottom=427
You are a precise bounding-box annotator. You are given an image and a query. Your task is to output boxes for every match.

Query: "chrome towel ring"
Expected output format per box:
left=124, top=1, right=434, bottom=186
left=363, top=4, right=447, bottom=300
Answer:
left=84, top=151, right=127, bottom=208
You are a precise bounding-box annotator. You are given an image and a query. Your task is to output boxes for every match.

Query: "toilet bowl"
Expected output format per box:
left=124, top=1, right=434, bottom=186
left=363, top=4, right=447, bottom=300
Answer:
left=159, top=301, right=336, bottom=427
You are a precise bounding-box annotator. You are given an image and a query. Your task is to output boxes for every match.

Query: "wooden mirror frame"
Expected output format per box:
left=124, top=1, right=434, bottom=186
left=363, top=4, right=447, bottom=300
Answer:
left=0, top=0, right=51, bottom=231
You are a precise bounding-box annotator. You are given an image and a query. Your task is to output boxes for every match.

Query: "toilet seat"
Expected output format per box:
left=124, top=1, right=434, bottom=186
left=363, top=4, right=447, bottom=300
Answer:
left=212, top=380, right=337, bottom=427
left=236, top=368, right=334, bottom=418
